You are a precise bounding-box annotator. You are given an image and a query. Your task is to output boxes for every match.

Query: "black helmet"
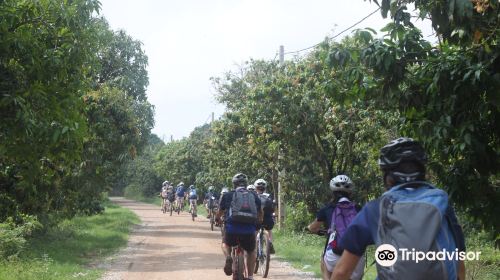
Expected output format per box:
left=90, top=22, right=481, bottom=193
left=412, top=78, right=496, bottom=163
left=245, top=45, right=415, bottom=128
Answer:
left=232, top=173, right=248, bottom=187
left=378, top=137, right=427, bottom=169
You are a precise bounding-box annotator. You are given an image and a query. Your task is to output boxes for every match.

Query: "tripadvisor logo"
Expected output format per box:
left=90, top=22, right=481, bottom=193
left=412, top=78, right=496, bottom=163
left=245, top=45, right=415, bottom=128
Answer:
left=375, top=244, right=481, bottom=267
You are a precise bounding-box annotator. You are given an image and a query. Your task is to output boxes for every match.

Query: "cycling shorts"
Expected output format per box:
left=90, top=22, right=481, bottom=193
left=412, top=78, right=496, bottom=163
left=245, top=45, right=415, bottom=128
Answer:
left=256, top=222, right=274, bottom=231
left=224, top=233, right=256, bottom=252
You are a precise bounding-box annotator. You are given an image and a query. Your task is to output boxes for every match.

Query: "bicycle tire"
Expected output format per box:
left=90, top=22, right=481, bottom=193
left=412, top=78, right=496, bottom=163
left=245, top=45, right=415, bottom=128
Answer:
left=169, top=204, right=173, bottom=216
left=260, top=237, right=270, bottom=278
left=234, top=250, right=245, bottom=280
left=254, top=232, right=261, bottom=274
left=210, top=210, right=214, bottom=231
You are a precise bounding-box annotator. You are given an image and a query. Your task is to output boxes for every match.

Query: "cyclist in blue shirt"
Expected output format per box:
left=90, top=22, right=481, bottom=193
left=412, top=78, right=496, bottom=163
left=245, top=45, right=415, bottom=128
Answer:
left=216, top=173, right=262, bottom=280
left=332, top=138, right=466, bottom=280
left=175, top=182, right=186, bottom=211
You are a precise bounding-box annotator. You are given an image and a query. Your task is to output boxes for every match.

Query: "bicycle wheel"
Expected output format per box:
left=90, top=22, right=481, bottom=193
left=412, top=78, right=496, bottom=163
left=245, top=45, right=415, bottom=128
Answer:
left=233, top=249, right=245, bottom=280
left=209, top=210, right=214, bottom=231
left=254, top=232, right=261, bottom=273
left=259, top=235, right=270, bottom=278
left=169, top=203, right=173, bottom=216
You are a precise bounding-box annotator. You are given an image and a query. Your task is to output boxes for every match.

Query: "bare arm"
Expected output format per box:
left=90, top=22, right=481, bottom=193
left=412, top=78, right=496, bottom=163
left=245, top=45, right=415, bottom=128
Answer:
left=331, top=250, right=361, bottom=280
left=307, top=219, right=323, bottom=233
left=458, top=260, right=465, bottom=280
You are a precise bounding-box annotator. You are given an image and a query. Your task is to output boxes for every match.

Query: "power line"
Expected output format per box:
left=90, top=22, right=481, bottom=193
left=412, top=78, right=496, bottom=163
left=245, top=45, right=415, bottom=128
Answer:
left=284, top=7, right=380, bottom=56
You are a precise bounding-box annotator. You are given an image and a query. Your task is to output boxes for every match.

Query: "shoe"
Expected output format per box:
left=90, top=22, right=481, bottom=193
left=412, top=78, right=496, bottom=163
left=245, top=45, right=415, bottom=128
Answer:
left=269, top=242, right=275, bottom=254
left=224, top=256, right=233, bottom=276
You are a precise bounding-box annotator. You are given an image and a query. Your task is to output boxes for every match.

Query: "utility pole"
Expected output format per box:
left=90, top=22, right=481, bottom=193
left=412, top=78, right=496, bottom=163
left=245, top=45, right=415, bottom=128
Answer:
left=277, top=45, right=285, bottom=229
left=211, top=112, right=214, bottom=123
left=279, top=45, right=284, bottom=65
left=170, top=135, right=173, bottom=142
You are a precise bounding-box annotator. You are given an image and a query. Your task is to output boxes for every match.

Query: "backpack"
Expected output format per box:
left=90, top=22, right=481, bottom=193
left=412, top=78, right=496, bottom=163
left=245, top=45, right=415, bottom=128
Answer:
left=189, top=189, right=197, bottom=199
left=376, top=182, right=458, bottom=280
left=176, top=187, right=185, bottom=196
left=328, top=200, right=358, bottom=255
left=167, top=191, right=175, bottom=202
left=258, top=193, right=274, bottom=212
left=229, top=187, right=258, bottom=223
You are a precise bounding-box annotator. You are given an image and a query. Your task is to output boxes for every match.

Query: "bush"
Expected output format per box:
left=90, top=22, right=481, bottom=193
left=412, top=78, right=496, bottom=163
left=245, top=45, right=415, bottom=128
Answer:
left=284, top=202, right=315, bottom=232
left=0, top=215, right=41, bottom=258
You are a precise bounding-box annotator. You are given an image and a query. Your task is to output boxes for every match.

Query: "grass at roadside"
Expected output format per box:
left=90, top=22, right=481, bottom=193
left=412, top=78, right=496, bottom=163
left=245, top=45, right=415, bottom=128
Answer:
left=0, top=202, right=139, bottom=280
left=273, top=229, right=378, bottom=279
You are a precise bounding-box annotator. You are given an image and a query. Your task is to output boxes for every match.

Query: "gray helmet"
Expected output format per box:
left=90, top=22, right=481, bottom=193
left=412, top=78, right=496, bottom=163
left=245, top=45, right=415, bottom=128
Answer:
left=232, top=173, right=248, bottom=187
left=208, top=186, right=215, bottom=191
left=254, top=179, right=267, bottom=190
left=329, top=175, right=354, bottom=193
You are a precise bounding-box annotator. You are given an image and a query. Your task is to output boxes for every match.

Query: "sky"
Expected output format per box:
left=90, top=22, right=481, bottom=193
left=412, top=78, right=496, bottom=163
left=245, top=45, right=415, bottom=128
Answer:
left=99, top=0, right=433, bottom=141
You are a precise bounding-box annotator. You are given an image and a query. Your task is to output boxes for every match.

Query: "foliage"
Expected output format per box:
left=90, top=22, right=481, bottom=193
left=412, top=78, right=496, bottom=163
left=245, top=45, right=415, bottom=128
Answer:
left=0, top=0, right=154, bottom=226
left=0, top=215, right=41, bottom=258
left=350, top=0, right=500, bottom=232
left=0, top=203, right=139, bottom=280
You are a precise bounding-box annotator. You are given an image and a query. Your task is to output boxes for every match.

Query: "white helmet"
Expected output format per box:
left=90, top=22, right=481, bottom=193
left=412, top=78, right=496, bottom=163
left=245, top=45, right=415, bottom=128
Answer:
left=221, top=187, right=229, bottom=194
left=162, top=181, right=169, bottom=187
left=329, top=175, right=354, bottom=193
left=247, top=184, right=255, bottom=191
left=254, top=179, right=267, bottom=190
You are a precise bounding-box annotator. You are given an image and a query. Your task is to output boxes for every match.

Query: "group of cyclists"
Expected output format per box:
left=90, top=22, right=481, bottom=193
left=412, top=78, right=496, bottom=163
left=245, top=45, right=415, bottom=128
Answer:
left=158, top=137, right=466, bottom=280
left=159, top=175, right=275, bottom=280
left=159, top=181, right=199, bottom=217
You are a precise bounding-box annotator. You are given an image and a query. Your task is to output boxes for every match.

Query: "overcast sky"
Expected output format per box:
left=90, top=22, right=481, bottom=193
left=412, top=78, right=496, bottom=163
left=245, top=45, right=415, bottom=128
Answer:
left=99, top=0, right=433, bottom=141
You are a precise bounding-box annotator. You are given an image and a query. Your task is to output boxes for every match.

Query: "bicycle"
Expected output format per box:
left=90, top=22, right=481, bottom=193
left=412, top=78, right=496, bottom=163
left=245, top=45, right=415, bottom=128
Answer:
left=254, top=226, right=271, bottom=278
left=189, top=199, right=197, bottom=221
left=161, top=198, right=169, bottom=214
left=231, top=239, right=247, bottom=280
left=207, top=197, right=218, bottom=231
left=168, top=198, right=175, bottom=216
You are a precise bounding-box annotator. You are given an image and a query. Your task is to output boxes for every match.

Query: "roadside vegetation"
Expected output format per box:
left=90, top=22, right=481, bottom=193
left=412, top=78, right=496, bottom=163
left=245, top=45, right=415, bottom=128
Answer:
left=1, top=0, right=498, bottom=279
left=0, top=202, right=139, bottom=280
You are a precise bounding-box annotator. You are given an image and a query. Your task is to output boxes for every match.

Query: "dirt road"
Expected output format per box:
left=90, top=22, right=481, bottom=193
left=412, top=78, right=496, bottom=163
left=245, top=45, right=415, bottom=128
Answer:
left=100, top=197, right=318, bottom=280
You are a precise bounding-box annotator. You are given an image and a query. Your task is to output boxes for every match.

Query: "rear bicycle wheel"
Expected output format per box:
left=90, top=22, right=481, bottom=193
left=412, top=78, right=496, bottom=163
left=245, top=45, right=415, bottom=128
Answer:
left=210, top=210, right=214, bottom=231
left=234, top=250, right=245, bottom=280
left=259, top=235, right=270, bottom=278
left=254, top=233, right=261, bottom=274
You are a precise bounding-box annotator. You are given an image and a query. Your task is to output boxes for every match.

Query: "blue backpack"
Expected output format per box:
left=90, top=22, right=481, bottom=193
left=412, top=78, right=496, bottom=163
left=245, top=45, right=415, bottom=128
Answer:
left=376, top=182, right=458, bottom=280
left=176, top=186, right=185, bottom=197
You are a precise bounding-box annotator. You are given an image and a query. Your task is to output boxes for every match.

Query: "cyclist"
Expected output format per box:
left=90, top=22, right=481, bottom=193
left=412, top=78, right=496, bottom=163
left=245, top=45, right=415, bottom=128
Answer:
left=204, top=186, right=219, bottom=218
left=254, top=179, right=276, bottom=254
left=175, top=182, right=186, bottom=211
left=332, top=138, right=466, bottom=280
left=188, top=185, right=198, bottom=217
left=247, top=184, right=256, bottom=192
left=159, top=181, right=170, bottom=211
left=216, top=173, right=262, bottom=280
left=307, top=175, right=363, bottom=280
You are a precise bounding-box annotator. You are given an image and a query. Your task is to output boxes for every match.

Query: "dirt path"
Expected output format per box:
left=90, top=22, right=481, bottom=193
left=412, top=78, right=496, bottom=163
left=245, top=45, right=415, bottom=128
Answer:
left=100, top=197, right=318, bottom=280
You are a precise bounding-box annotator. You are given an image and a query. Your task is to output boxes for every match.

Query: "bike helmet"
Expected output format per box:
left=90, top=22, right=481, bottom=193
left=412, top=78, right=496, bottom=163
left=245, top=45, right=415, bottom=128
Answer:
left=221, top=187, right=229, bottom=194
left=329, top=175, right=354, bottom=193
left=254, top=179, right=267, bottom=190
left=232, top=173, right=248, bottom=187
left=378, top=137, right=427, bottom=170
left=162, top=181, right=169, bottom=187
left=189, top=185, right=195, bottom=190
left=208, top=186, right=215, bottom=191
left=178, top=182, right=184, bottom=186
left=247, top=184, right=255, bottom=191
